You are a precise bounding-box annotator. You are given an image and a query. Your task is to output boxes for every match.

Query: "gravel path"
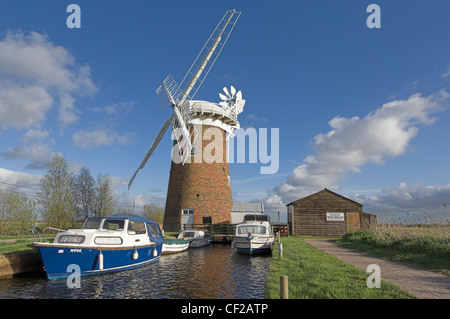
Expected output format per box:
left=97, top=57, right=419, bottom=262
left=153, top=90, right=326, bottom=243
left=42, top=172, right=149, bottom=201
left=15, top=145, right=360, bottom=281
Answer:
left=303, top=238, right=450, bottom=299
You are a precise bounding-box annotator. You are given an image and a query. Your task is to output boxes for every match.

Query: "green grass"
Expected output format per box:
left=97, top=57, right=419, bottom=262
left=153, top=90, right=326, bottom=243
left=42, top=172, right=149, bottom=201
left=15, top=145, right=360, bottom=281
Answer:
left=336, top=229, right=450, bottom=275
left=0, top=234, right=54, bottom=255
left=265, top=236, right=415, bottom=299
left=0, top=239, right=36, bottom=254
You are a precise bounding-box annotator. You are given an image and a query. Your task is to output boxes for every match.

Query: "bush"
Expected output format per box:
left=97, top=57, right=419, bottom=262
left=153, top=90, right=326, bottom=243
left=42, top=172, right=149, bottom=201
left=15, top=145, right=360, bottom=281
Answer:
left=342, top=230, right=377, bottom=245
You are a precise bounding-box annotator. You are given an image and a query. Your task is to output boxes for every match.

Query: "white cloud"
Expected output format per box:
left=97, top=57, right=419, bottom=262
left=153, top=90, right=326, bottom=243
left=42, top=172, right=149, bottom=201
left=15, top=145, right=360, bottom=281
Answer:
left=73, top=129, right=133, bottom=148
left=358, top=182, right=450, bottom=221
left=1, top=143, right=54, bottom=169
left=22, top=129, right=50, bottom=142
left=1, top=128, right=55, bottom=170
left=442, top=65, right=450, bottom=79
left=58, top=94, right=79, bottom=126
left=0, top=30, right=96, bottom=131
left=0, top=167, right=41, bottom=188
left=263, top=90, right=449, bottom=208
left=0, top=85, right=53, bottom=130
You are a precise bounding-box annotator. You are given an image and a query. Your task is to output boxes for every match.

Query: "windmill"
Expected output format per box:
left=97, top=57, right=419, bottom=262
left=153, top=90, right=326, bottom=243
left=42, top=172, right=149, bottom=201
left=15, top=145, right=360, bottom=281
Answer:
left=129, top=10, right=243, bottom=231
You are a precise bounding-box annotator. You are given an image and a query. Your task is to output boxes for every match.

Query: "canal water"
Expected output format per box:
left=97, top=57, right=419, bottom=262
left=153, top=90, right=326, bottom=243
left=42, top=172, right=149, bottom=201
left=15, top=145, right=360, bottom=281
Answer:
left=0, top=244, right=271, bottom=299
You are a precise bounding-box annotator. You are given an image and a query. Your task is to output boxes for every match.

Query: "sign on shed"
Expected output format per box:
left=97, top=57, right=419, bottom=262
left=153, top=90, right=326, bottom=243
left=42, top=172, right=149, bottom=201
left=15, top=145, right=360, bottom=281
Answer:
left=326, top=212, right=345, bottom=221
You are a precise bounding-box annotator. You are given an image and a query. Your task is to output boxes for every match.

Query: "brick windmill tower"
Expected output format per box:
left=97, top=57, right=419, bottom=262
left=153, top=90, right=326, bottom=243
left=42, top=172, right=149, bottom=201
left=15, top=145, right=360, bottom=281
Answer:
left=128, top=10, right=243, bottom=231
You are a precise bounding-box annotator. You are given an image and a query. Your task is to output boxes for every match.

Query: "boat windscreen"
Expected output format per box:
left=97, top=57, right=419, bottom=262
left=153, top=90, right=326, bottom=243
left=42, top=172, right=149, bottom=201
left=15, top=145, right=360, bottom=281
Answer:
left=83, top=218, right=102, bottom=229
left=102, top=219, right=125, bottom=231
left=183, top=232, right=196, bottom=238
left=237, top=225, right=267, bottom=235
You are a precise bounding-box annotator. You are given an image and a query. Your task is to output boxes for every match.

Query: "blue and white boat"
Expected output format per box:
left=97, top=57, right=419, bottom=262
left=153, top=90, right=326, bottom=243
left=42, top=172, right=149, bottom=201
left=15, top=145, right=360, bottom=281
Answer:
left=34, top=214, right=164, bottom=279
left=232, top=215, right=274, bottom=255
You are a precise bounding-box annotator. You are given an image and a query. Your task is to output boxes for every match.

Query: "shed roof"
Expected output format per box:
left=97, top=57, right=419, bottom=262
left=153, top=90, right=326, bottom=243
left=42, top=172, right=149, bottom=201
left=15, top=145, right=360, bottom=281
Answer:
left=286, top=188, right=362, bottom=207
left=231, top=202, right=264, bottom=213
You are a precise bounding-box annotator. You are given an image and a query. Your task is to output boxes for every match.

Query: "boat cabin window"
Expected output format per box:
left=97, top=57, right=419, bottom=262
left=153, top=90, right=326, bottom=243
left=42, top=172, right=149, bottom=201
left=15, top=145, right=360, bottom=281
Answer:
left=128, top=221, right=146, bottom=235
left=147, top=223, right=162, bottom=237
left=237, top=225, right=267, bottom=235
left=82, top=218, right=102, bottom=229
left=58, top=235, right=85, bottom=244
left=102, top=219, right=125, bottom=231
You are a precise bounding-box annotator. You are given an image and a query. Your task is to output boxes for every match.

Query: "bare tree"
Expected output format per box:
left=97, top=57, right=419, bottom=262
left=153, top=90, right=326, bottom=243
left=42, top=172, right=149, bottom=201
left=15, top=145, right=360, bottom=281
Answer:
left=0, top=188, right=35, bottom=236
left=142, top=203, right=165, bottom=226
left=36, top=154, right=74, bottom=229
left=73, top=167, right=95, bottom=220
left=94, top=174, right=117, bottom=217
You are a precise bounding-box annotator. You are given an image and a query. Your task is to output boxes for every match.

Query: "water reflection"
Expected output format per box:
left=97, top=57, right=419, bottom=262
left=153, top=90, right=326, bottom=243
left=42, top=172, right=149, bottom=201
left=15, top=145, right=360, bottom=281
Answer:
left=0, top=244, right=271, bottom=299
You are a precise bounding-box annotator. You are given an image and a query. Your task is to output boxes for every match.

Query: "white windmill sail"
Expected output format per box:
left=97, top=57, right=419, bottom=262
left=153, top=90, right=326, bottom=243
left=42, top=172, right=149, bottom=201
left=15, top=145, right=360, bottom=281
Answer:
left=128, top=9, right=241, bottom=189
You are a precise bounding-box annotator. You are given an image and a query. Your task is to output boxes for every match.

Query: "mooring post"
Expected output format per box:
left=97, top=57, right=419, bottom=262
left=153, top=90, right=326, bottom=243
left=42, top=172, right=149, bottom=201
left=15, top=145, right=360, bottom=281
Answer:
left=280, top=275, right=288, bottom=299
left=278, top=242, right=283, bottom=259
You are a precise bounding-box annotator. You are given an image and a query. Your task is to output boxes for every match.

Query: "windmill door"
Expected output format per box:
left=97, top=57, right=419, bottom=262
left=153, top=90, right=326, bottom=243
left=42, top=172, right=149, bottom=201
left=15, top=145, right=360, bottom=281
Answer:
left=181, top=209, right=194, bottom=229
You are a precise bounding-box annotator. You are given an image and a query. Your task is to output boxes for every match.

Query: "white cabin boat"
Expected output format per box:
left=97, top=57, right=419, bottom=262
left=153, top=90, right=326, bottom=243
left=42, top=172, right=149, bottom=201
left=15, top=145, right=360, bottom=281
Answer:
left=232, top=215, right=274, bottom=255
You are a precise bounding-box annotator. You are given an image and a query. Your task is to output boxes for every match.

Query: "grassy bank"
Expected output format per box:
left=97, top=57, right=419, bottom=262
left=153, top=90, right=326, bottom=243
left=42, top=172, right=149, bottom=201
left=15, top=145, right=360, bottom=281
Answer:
left=0, top=237, right=36, bottom=255
left=336, top=227, right=450, bottom=275
left=265, top=236, right=415, bottom=299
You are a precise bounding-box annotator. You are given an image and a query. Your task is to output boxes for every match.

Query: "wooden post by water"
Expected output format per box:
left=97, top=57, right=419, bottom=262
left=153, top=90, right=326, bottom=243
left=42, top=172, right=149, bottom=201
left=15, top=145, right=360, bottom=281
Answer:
left=280, top=276, right=288, bottom=299
left=278, top=242, right=283, bottom=258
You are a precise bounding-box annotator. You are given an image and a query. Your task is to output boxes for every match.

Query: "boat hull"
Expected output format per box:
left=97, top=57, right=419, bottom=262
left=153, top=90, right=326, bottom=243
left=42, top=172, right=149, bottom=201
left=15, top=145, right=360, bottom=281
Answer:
left=233, top=237, right=273, bottom=255
left=162, top=239, right=189, bottom=254
left=35, top=243, right=161, bottom=279
left=189, top=238, right=211, bottom=248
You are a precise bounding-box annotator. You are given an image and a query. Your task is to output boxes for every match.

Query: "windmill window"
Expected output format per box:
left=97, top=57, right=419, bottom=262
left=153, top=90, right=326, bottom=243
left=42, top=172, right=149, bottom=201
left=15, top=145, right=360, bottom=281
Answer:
left=182, top=209, right=194, bottom=215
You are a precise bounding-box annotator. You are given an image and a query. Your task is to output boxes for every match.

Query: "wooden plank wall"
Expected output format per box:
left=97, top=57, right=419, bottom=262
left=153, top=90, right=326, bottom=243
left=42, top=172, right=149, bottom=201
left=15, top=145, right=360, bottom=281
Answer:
left=361, top=212, right=377, bottom=229
left=294, top=212, right=347, bottom=237
left=290, top=189, right=363, bottom=237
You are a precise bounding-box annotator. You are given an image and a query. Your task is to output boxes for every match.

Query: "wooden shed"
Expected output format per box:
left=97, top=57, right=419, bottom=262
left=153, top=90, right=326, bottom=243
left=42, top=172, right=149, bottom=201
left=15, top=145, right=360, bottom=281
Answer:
left=286, top=188, right=376, bottom=237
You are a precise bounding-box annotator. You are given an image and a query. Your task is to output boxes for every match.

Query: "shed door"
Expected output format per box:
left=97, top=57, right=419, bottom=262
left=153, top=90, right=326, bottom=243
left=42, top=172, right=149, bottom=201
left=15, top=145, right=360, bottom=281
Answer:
left=346, top=212, right=361, bottom=232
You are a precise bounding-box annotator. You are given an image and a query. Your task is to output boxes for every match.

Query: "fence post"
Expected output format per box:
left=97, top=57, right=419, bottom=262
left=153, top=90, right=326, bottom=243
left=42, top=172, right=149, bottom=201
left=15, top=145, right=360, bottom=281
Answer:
left=280, top=276, right=288, bottom=299
left=278, top=242, right=283, bottom=259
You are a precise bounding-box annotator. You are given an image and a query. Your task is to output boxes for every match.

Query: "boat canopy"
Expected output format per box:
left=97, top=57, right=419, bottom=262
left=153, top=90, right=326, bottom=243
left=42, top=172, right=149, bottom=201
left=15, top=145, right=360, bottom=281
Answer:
left=243, top=214, right=270, bottom=222
left=82, top=214, right=160, bottom=230
left=236, top=224, right=269, bottom=235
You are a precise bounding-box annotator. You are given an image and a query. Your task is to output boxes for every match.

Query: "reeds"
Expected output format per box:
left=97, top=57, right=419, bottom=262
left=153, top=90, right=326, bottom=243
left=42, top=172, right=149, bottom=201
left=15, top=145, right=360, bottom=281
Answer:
left=349, top=205, right=450, bottom=261
left=370, top=208, right=449, bottom=245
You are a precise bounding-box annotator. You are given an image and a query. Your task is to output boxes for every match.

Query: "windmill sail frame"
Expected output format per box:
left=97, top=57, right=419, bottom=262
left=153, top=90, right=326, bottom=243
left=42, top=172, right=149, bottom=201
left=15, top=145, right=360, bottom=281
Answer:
left=128, top=9, right=241, bottom=189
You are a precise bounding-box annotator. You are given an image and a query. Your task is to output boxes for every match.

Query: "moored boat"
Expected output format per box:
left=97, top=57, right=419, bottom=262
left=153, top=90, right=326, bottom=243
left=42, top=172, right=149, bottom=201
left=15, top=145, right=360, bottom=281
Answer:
left=161, top=239, right=190, bottom=254
left=34, top=214, right=164, bottom=279
left=232, top=216, right=274, bottom=255
left=177, top=230, right=212, bottom=248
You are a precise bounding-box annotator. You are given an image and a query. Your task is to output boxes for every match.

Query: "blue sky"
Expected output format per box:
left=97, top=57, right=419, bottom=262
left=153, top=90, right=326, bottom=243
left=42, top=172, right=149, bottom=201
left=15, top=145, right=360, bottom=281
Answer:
left=1, top=1, right=450, bottom=223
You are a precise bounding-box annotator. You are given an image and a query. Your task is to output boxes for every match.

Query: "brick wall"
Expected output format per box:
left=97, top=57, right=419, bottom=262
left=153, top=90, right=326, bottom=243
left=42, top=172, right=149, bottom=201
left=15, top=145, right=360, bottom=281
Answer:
left=163, top=124, right=233, bottom=232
